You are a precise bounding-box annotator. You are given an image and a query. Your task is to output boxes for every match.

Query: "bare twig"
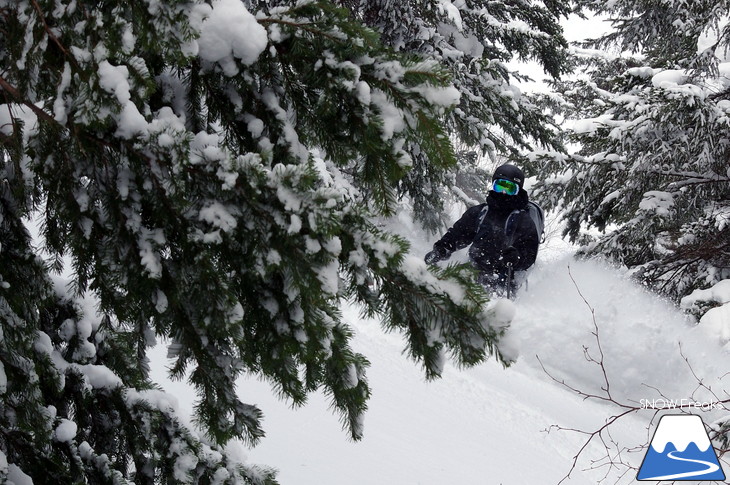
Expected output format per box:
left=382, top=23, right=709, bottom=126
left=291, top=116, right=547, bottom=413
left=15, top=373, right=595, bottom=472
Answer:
left=537, top=356, right=634, bottom=410
left=567, top=266, right=614, bottom=401
left=680, top=342, right=726, bottom=405
left=542, top=406, right=641, bottom=485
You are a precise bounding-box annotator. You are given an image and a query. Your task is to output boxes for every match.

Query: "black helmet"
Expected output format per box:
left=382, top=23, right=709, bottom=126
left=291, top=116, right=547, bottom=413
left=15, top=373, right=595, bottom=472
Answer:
left=492, top=164, right=525, bottom=187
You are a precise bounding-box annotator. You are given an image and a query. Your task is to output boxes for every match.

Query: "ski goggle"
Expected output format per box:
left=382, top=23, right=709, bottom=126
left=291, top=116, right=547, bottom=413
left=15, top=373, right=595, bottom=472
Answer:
left=492, top=178, right=519, bottom=196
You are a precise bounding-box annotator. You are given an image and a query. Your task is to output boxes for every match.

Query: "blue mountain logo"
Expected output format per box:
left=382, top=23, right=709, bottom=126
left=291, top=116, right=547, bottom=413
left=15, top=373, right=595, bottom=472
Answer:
left=637, top=414, right=725, bottom=481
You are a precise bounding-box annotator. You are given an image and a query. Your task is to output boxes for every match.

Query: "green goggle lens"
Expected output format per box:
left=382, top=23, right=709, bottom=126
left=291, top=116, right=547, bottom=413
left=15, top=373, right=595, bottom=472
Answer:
left=492, top=178, right=519, bottom=195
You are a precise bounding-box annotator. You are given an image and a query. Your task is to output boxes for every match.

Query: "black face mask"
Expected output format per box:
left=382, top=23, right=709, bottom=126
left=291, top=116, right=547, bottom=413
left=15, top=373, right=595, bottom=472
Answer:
left=487, top=189, right=527, bottom=213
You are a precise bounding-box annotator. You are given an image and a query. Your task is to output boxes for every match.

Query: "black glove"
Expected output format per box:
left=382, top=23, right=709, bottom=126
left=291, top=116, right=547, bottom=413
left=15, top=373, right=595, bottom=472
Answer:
left=425, top=247, right=450, bottom=264
left=501, top=246, right=520, bottom=266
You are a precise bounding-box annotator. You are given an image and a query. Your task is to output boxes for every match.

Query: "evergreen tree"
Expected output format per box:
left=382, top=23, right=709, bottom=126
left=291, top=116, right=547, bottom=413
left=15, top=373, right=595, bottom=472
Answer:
left=529, top=0, right=730, bottom=459
left=0, top=0, right=512, bottom=482
left=532, top=3, right=730, bottom=322
left=245, top=0, right=573, bottom=230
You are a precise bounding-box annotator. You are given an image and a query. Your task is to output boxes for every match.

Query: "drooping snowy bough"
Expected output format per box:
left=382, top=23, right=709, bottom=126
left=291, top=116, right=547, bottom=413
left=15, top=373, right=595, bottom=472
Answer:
left=0, top=1, right=519, bottom=482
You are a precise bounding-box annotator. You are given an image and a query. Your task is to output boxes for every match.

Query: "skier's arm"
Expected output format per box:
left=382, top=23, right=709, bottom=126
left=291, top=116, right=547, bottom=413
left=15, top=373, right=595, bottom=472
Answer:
left=432, top=205, right=483, bottom=255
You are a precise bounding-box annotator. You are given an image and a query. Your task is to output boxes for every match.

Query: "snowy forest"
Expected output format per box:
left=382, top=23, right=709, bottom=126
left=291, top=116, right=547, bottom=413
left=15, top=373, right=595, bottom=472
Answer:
left=1, top=0, right=729, bottom=484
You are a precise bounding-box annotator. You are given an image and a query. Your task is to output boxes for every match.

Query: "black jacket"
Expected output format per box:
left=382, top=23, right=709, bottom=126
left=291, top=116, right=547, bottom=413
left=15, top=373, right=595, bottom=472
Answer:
left=433, top=190, right=539, bottom=273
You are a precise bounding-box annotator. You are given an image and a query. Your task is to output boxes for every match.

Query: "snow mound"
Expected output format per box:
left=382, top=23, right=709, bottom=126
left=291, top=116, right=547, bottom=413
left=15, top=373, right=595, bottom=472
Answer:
left=512, top=256, right=729, bottom=405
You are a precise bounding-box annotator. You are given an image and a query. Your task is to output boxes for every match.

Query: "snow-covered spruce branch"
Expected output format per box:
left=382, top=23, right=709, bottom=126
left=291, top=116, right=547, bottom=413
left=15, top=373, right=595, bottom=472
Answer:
left=644, top=169, right=730, bottom=184
left=257, top=17, right=343, bottom=41
left=638, top=229, right=730, bottom=295
left=0, top=75, right=59, bottom=126
left=1, top=0, right=520, bottom=482
left=28, top=0, right=72, bottom=60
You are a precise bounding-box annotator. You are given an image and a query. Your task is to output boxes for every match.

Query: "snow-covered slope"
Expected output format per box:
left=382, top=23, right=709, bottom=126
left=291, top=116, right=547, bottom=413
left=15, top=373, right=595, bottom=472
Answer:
left=150, top=240, right=730, bottom=484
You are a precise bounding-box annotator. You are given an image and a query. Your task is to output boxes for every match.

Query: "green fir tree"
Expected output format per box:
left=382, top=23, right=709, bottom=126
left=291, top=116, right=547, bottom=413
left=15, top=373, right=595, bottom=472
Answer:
left=0, top=0, right=513, bottom=482
left=246, top=0, right=573, bottom=230
left=532, top=0, right=730, bottom=373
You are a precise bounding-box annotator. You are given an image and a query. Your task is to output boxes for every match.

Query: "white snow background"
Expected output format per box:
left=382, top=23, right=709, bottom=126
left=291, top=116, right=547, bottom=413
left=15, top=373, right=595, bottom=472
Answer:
left=147, top=204, right=730, bottom=485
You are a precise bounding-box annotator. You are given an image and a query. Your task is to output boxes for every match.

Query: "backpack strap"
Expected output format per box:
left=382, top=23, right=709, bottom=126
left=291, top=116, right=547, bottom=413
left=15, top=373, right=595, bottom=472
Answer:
left=504, top=209, right=523, bottom=248
left=478, top=204, right=489, bottom=226
left=474, top=204, right=490, bottom=239
left=526, top=201, right=545, bottom=243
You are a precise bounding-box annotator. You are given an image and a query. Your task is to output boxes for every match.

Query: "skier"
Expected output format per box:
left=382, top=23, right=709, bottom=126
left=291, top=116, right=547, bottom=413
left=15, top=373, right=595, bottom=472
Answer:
left=424, top=164, right=540, bottom=296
